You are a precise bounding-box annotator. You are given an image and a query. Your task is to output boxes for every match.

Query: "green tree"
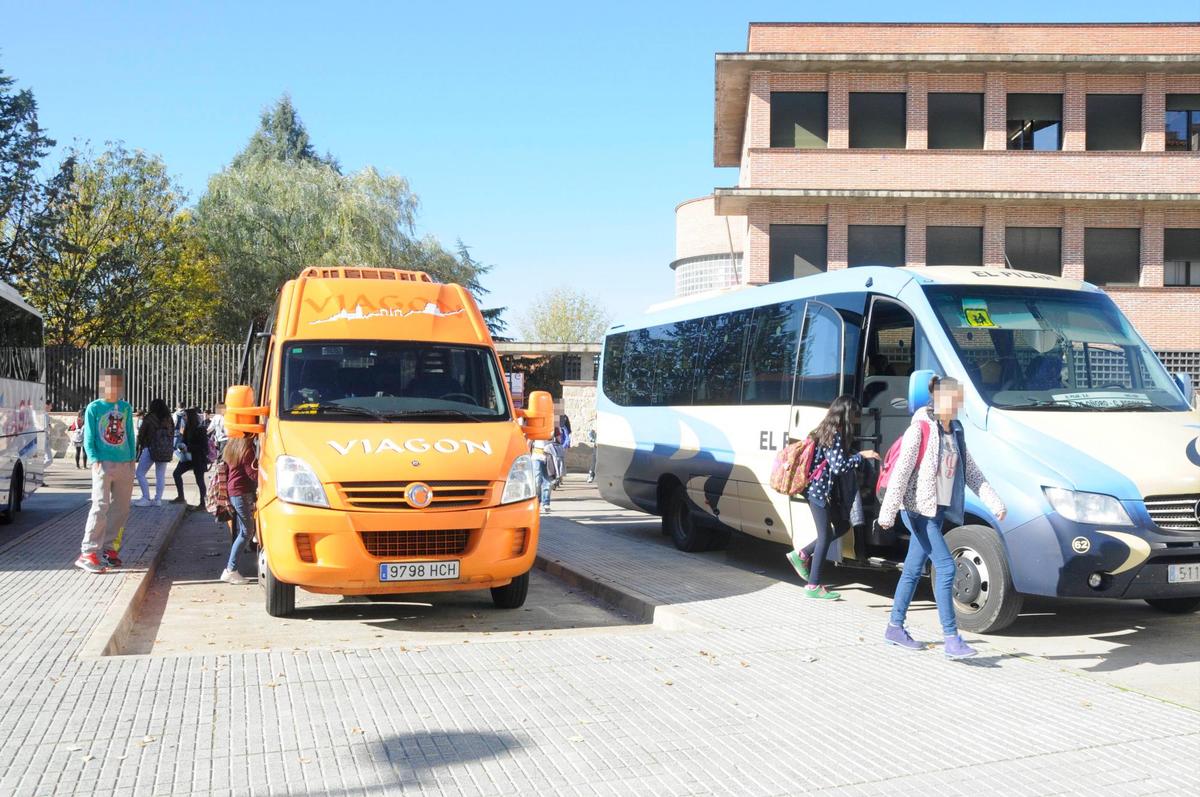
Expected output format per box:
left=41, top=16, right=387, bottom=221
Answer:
left=11, top=144, right=219, bottom=345
left=516, top=287, right=610, bottom=343
left=231, top=94, right=336, bottom=169
left=0, top=64, right=55, bottom=276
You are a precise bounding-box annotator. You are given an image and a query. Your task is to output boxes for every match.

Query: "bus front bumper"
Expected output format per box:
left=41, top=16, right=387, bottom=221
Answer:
left=258, top=497, right=540, bottom=596
left=1006, top=513, right=1200, bottom=600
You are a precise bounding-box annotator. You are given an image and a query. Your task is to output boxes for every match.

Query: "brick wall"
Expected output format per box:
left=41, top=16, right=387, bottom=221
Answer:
left=675, top=196, right=744, bottom=260
left=746, top=23, right=1200, bottom=55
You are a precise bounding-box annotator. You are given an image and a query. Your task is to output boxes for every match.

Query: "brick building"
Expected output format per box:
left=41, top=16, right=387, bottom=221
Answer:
left=679, top=22, right=1200, bottom=380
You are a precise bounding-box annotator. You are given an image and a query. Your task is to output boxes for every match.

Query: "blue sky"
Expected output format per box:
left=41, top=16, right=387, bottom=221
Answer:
left=1, top=1, right=1192, bottom=330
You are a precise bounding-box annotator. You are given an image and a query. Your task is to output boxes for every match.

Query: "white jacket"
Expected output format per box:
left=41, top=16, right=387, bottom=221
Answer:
left=879, top=408, right=1005, bottom=526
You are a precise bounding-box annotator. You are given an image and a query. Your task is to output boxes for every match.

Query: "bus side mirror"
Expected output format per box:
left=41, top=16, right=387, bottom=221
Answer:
left=224, top=385, right=267, bottom=437
left=1174, top=372, right=1194, bottom=405
left=521, top=390, right=554, bottom=441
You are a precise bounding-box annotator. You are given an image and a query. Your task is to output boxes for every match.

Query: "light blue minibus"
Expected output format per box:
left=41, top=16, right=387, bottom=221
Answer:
left=595, top=266, right=1200, bottom=632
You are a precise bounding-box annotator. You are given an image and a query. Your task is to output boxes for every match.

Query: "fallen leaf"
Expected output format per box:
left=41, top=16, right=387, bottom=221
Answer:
left=82, top=755, right=94, bottom=762
left=567, top=736, right=584, bottom=743
left=140, top=736, right=156, bottom=746
left=664, top=680, right=674, bottom=686
left=350, top=727, right=363, bottom=735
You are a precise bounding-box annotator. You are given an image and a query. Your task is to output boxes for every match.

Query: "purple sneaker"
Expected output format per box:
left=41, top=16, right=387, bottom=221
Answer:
left=943, top=635, right=978, bottom=660
left=883, top=624, right=925, bottom=651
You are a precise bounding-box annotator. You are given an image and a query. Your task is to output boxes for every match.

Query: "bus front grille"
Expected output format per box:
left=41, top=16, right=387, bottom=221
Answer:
left=1145, top=495, right=1200, bottom=533
left=336, top=480, right=491, bottom=510
left=360, top=530, right=471, bottom=558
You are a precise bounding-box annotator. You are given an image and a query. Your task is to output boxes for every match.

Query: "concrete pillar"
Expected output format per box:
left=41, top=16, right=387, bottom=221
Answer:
left=983, top=72, right=1007, bottom=150
left=746, top=204, right=770, bottom=285
left=1141, top=209, right=1164, bottom=287
left=748, top=71, right=771, bottom=150
left=983, top=206, right=1006, bottom=268
left=1143, top=73, right=1166, bottom=152
left=1063, top=74, right=1087, bottom=151
left=906, top=204, right=927, bottom=266
left=828, top=73, right=849, bottom=149
left=1062, top=207, right=1086, bottom=280
left=827, top=204, right=848, bottom=270
left=906, top=73, right=928, bottom=150
left=579, top=351, right=596, bottom=382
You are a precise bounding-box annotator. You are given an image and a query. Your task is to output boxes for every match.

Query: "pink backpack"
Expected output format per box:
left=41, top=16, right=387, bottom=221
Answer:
left=769, top=437, right=823, bottom=496
left=875, top=421, right=932, bottom=501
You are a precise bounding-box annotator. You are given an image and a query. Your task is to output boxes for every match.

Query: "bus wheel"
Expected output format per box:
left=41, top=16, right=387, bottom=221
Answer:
left=261, top=549, right=295, bottom=618
left=491, top=572, right=530, bottom=609
left=943, top=525, right=1023, bottom=634
left=1145, top=597, right=1200, bottom=614
left=0, top=469, right=20, bottom=525
left=663, top=486, right=711, bottom=553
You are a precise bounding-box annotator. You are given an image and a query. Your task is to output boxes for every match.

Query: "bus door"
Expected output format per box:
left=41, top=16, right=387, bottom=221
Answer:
left=784, top=301, right=846, bottom=553
left=857, top=297, right=941, bottom=560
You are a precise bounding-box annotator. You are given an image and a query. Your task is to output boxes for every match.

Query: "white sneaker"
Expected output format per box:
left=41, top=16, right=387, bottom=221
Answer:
left=132, top=498, right=152, bottom=508
left=220, top=568, right=248, bottom=585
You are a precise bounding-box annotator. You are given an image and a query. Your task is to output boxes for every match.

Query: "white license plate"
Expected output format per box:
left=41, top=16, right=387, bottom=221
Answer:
left=1167, top=563, right=1200, bottom=584
left=379, top=560, right=460, bottom=582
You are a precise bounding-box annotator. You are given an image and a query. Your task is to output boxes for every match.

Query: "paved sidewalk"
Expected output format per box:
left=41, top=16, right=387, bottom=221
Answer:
left=0, top=483, right=1195, bottom=795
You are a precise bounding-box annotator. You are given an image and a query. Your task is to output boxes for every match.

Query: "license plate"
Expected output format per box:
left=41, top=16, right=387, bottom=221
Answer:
left=379, top=560, right=460, bottom=582
left=1167, top=563, right=1200, bottom=584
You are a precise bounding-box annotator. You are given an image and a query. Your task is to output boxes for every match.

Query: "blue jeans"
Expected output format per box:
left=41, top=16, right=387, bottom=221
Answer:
left=228, top=493, right=256, bottom=572
left=889, top=509, right=958, bottom=636
left=537, top=461, right=552, bottom=507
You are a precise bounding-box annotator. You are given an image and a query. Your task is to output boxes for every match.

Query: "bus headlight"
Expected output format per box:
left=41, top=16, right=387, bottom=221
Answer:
left=501, top=455, right=538, bottom=505
left=1043, top=487, right=1132, bottom=527
left=276, top=455, right=329, bottom=508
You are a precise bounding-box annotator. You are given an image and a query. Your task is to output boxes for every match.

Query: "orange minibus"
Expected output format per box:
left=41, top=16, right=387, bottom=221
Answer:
left=224, top=266, right=552, bottom=616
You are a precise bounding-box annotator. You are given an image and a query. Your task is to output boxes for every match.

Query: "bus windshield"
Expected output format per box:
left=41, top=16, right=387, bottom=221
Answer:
left=279, top=341, right=510, bottom=422
left=924, top=285, right=1188, bottom=412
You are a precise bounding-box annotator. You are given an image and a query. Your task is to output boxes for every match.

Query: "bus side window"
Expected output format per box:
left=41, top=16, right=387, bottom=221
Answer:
left=742, top=300, right=804, bottom=405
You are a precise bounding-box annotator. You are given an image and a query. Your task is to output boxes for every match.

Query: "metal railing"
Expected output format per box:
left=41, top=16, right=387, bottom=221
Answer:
left=45, top=345, right=243, bottom=412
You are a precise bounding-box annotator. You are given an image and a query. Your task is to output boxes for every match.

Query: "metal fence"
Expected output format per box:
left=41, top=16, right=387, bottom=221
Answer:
left=45, top=345, right=243, bottom=412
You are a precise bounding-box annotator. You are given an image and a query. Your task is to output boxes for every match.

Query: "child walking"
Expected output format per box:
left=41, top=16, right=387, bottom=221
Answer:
left=75, top=369, right=137, bottom=573
left=878, top=375, right=1007, bottom=659
left=68, top=410, right=87, bottom=468
left=786, top=395, right=879, bottom=599
left=220, top=435, right=258, bottom=585
left=133, top=398, right=174, bottom=507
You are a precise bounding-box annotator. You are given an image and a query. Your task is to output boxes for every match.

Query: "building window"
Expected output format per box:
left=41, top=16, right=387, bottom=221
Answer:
left=849, top=92, right=906, bottom=149
left=1165, top=228, right=1200, bottom=287
left=1084, top=228, right=1140, bottom=286
left=848, top=225, right=905, bottom=268
left=1005, top=227, right=1062, bottom=276
left=769, top=224, right=827, bottom=282
left=1166, top=94, right=1200, bottom=152
left=770, top=92, right=828, bottom=149
left=1086, top=94, right=1143, bottom=151
left=926, top=226, right=983, bottom=266
left=928, top=93, right=983, bottom=149
left=1007, top=93, right=1063, bottom=151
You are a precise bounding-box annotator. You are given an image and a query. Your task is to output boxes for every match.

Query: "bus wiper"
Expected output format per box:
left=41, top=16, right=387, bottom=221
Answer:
left=292, top=402, right=392, bottom=422
left=385, top=408, right=488, bottom=423
left=1002, top=397, right=1087, bottom=411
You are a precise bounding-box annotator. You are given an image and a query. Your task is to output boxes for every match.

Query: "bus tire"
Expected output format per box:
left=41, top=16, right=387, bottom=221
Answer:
left=943, top=525, right=1023, bottom=634
left=261, top=550, right=295, bottom=618
left=0, top=469, right=20, bottom=525
left=491, top=572, right=530, bottom=609
left=663, top=486, right=711, bottom=553
left=1144, top=597, right=1200, bottom=614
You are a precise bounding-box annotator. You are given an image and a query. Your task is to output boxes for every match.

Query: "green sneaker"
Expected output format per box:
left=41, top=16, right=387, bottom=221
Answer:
left=786, top=550, right=810, bottom=581
left=804, top=585, right=841, bottom=601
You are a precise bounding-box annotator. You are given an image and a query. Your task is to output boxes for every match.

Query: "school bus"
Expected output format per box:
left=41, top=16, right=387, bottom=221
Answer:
left=224, top=266, right=552, bottom=617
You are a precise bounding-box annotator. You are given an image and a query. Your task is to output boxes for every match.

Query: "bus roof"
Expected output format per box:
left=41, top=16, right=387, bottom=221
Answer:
left=608, top=266, right=1095, bottom=333
left=0, top=279, right=42, bottom=319
left=278, top=266, right=493, bottom=345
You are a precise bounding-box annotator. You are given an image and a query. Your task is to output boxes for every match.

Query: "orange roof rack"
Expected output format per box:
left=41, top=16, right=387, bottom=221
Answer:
left=299, top=266, right=433, bottom=282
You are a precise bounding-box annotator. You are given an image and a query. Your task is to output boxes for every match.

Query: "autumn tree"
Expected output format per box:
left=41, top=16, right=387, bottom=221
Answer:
left=0, top=64, right=55, bottom=277
left=11, top=144, right=219, bottom=345
left=516, top=287, right=610, bottom=343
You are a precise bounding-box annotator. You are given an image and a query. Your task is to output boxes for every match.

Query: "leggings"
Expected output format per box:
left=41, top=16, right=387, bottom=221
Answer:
left=135, top=448, right=168, bottom=501
left=227, top=493, right=256, bottom=572
left=75, top=445, right=88, bottom=468
left=172, top=454, right=208, bottom=504
left=801, top=501, right=850, bottom=586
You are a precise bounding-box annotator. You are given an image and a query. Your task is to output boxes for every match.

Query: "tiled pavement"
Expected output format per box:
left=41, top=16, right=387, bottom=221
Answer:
left=0, top=490, right=1196, bottom=795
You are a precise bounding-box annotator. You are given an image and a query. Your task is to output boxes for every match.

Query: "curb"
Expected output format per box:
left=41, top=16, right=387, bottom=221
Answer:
left=78, top=506, right=189, bottom=658
left=533, top=552, right=714, bottom=632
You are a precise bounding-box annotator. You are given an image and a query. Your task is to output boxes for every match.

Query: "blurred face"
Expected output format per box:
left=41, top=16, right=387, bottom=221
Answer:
left=933, top=385, right=964, bottom=419
left=99, top=375, right=124, bottom=403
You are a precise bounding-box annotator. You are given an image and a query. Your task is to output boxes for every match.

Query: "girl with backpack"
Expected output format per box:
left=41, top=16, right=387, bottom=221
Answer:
left=785, top=395, right=879, bottom=600
left=68, top=411, right=87, bottom=468
left=171, top=408, right=209, bottom=509
left=219, top=435, right=258, bottom=584
left=134, top=399, right=174, bottom=507
left=878, top=375, right=1007, bottom=659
